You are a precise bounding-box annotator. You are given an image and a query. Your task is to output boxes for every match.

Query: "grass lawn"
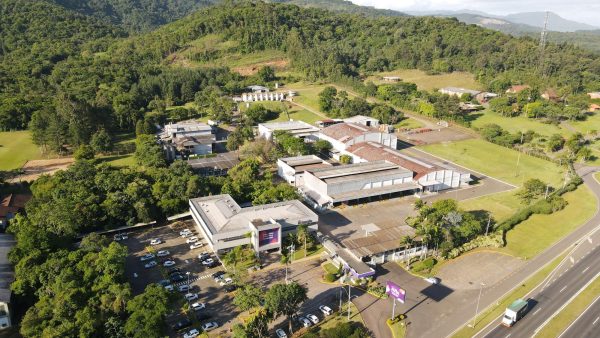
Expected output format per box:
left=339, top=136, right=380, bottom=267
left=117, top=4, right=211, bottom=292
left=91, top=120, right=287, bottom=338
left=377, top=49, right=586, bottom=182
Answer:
left=308, top=301, right=364, bottom=333
left=368, top=69, right=482, bottom=91
left=469, top=109, right=569, bottom=137
left=568, top=111, right=600, bottom=135
left=418, top=139, right=565, bottom=187
left=395, top=117, right=425, bottom=130
left=460, top=190, right=521, bottom=221
left=238, top=101, right=323, bottom=125
left=451, top=254, right=565, bottom=338
left=500, top=184, right=597, bottom=259
left=101, top=154, right=136, bottom=167
left=322, top=262, right=340, bottom=275
left=387, top=320, right=407, bottom=338
left=536, top=274, right=600, bottom=337
left=98, top=132, right=137, bottom=168
left=0, top=130, right=45, bottom=170
left=291, top=245, right=324, bottom=261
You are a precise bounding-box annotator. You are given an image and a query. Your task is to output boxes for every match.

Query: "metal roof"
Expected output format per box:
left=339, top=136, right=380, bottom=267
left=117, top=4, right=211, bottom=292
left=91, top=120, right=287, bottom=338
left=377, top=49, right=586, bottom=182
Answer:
left=343, top=225, right=417, bottom=258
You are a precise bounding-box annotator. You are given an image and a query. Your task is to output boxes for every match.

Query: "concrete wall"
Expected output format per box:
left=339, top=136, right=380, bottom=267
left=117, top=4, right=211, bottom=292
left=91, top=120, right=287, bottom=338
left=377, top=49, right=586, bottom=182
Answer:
left=318, top=132, right=397, bottom=152
left=418, top=170, right=469, bottom=191
left=325, top=171, right=413, bottom=196
left=277, top=160, right=296, bottom=184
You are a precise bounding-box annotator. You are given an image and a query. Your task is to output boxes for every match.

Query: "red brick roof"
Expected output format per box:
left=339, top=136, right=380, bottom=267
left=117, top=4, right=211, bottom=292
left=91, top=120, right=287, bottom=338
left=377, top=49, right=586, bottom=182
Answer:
left=320, top=123, right=378, bottom=142
left=0, top=194, right=31, bottom=218
left=506, top=85, right=531, bottom=93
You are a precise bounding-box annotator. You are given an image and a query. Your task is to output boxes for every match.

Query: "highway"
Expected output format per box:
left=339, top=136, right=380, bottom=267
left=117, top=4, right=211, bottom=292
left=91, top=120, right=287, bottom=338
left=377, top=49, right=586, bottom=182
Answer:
left=481, top=229, right=600, bottom=338
left=557, top=295, right=600, bottom=338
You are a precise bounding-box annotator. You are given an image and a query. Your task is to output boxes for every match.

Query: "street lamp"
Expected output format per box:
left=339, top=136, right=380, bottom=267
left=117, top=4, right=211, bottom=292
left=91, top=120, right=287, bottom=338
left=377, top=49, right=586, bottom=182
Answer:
left=471, top=282, right=485, bottom=328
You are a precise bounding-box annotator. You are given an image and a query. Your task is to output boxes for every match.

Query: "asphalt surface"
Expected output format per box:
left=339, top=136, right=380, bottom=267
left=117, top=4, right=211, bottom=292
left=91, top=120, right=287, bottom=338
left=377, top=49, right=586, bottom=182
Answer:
left=558, top=295, right=600, bottom=338
left=482, top=235, right=600, bottom=338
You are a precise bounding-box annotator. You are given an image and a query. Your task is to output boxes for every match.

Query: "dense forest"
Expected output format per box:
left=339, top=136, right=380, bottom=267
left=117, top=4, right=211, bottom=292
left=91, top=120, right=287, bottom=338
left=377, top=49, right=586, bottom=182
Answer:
left=1, top=1, right=599, bottom=151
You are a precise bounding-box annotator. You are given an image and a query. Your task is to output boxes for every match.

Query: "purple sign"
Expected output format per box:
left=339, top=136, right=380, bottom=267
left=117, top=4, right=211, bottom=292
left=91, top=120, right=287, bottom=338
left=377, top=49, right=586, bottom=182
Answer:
left=258, top=228, right=279, bottom=247
left=386, top=281, right=406, bottom=303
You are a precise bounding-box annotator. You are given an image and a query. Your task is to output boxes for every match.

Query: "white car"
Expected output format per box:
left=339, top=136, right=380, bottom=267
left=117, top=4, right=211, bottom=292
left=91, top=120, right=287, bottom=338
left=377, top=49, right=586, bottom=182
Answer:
left=219, top=277, right=233, bottom=286
left=186, top=236, right=199, bottom=244
left=179, top=229, right=193, bottom=236
left=306, top=314, right=319, bottom=324
left=191, top=302, right=206, bottom=311
left=140, top=253, right=155, bottom=261
left=164, top=285, right=174, bottom=292
left=202, top=258, right=215, bottom=266
left=150, top=238, right=162, bottom=245
left=298, top=316, right=312, bottom=327
left=424, top=277, right=441, bottom=284
left=275, top=329, right=288, bottom=338
left=319, top=305, right=333, bottom=316
left=163, top=260, right=176, bottom=267
left=144, top=261, right=157, bottom=269
left=185, top=293, right=199, bottom=301
left=157, top=250, right=170, bottom=257
left=201, top=322, right=219, bottom=332
left=183, top=328, right=200, bottom=338
left=198, top=253, right=210, bottom=260
left=178, top=285, right=190, bottom=293
left=189, top=242, right=203, bottom=250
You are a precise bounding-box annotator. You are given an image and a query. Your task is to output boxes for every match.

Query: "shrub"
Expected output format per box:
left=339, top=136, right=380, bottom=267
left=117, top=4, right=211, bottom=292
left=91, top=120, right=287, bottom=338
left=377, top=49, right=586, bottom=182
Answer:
left=411, top=257, right=437, bottom=273
left=324, top=273, right=337, bottom=282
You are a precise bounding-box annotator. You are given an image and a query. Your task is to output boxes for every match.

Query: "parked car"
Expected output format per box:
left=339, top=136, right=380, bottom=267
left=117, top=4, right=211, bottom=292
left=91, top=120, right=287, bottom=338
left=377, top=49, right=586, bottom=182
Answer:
left=144, top=261, right=157, bottom=269
left=306, top=314, right=319, bottom=324
left=195, top=311, right=211, bottom=321
left=275, top=329, right=288, bottom=338
left=211, top=271, right=226, bottom=279
left=157, top=250, right=170, bottom=257
left=185, top=293, right=198, bottom=301
left=189, top=242, right=203, bottom=250
left=113, top=234, right=123, bottom=241
left=219, top=277, right=233, bottom=286
left=298, top=316, right=312, bottom=327
left=178, top=285, right=190, bottom=293
left=424, top=277, right=441, bottom=285
left=150, top=238, right=162, bottom=245
left=163, top=260, right=176, bottom=267
left=186, top=236, right=199, bottom=244
left=157, top=279, right=170, bottom=287
left=198, top=253, right=211, bottom=261
left=119, top=233, right=128, bottom=240
left=139, top=253, right=155, bottom=261
left=179, top=229, right=193, bottom=236
left=224, top=284, right=238, bottom=292
left=164, top=285, right=174, bottom=292
left=191, top=302, right=206, bottom=311
left=201, top=322, right=219, bottom=332
left=172, top=318, right=192, bottom=331
left=168, top=268, right=182, bottom=275
left=171, top=273, right=185, bottom=283
left=183, top=328, right=200, bottom=338
left=319, top=305, right=333, bottom=316
left=202, top=258, right=215, bottom=266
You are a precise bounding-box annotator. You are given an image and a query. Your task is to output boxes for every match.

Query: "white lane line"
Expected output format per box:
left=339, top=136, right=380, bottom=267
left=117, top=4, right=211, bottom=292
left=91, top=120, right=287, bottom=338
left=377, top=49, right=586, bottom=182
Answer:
left=505, top=334, right=512, bottom=338
left=533, top=308, right=541, bottom=315
left=583, top=266, right=590, bottom=274
left=560, top=286, right=567, bottom=293
left=594, top=317, right=600, bottom=325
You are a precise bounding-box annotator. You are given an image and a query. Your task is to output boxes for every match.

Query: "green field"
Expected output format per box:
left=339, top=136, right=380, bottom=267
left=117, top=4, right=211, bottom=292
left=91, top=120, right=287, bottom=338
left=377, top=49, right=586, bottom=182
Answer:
left=460, top=190, right=521, bottom=221
left=239, top=101, right=323, bottom=125
left=501, top=184, right=597, bottom=258
left=470, top=109, right=569, bottom=137
left=395, top=118, right=425, bottom=130
left=419, top=139, right=565, bottom=187
left=368, top=69, right=483, bottom=91
left=0, top=130, right=44, bottom=170
left=567, top=112, right=600, bottom=135
left=98, top=132, right=137, bottom=168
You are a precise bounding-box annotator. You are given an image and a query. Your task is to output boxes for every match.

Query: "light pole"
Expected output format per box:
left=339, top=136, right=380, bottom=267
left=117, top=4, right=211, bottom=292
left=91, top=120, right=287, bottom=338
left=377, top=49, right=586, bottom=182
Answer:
left=186, top=271, right=191, bottom=308
left=471, top=282, right=485, bottom=328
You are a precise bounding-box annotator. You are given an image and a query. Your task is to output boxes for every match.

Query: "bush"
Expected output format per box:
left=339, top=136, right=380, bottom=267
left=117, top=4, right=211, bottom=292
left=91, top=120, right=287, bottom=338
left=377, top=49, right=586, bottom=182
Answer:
left=324, top=273, right=337, bottom=282
left=411, top=257, right=437, bottom=273
left=367, top=282, right=387, bottom=298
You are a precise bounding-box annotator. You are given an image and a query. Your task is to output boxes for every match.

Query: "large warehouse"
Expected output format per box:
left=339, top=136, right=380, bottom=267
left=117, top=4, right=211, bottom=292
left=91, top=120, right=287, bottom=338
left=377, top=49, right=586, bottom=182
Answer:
left=318, top=122, right=397, bottom=152
left=299, top=161, right=419, bottom=208
left=189, top=194, right=318, bottom=253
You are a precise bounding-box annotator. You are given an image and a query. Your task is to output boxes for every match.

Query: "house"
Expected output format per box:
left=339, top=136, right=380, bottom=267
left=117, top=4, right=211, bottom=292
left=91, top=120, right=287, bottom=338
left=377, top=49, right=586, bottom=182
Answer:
left=0, top=194, right=31, bottom=230
left=299, top=161, right=417, bottom=208
left=318, top=122, right=397, bottom=153
left=189, top=195, right=318, bottom=254
left=346, top=142, right=472, bottom=192
left=475, top=92, right=498, bottom=103
left=277, top=155, right=331, bottom=185
left=588, top=92, right=600, bottom=100
left=247, top=85, right=269, bottom=93
left=159, top=120, right=216, bottom=161
left=439, top=87, right=481, bottom=98
left=257, top=120, right=319, bottom=141
left=506, top=85, right=531, bottom=94
left=541, top=89, right=560, bottom=102
left=343, top=115, right=380, bottom=128
left=0, top=234, right=15, bottom=330
left=382, top=76, right=401, bottom=82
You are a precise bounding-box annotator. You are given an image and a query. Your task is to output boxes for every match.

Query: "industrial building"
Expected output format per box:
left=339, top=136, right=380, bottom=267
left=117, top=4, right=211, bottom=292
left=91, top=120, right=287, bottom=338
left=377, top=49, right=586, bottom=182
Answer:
left=277, top=155, right=331, bottom=185
left=189, top=194, right=318, bottom=254
left=159, top=120, right=216, bottom=161
left=318, top=122, right=397, bottom=152
left=300, top=161, right=418, bottom=208
left=257, top=120, right=320, bottom=141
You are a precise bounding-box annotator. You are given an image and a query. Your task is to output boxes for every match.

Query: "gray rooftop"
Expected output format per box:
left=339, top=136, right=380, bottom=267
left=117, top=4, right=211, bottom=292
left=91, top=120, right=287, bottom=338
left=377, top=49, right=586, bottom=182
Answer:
left=259, top=120, right=319, bottom=133
left=309, top=161, right=411, bottom=180
left=0, top=234, right=15, bottom=303
left=279, top=155, right=325, bottom=168
left=190, top=194, right=317, bottom=235
left=343, top=225, right=417, bottom=258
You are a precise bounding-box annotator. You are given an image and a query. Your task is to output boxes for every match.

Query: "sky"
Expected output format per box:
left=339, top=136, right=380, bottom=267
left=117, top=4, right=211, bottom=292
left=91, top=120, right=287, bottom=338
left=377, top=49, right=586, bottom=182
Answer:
left=350, top=0, right=600, bottom=27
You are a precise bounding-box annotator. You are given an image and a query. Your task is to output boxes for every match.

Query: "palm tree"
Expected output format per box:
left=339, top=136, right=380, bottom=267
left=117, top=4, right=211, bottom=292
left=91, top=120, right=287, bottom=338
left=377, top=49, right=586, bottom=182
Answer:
left=296, top=224, right=309, bottom=257
left=223, top=246, right=242, bottom=275
left=401, top=235, right=413, bottom=268
left=280, top=253, right=291, bottom=283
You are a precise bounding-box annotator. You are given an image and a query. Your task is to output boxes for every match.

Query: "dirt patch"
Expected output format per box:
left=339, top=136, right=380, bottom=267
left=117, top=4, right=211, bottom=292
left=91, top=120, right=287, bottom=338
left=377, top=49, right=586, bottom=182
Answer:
left=436, top=251, right=525, bottom=290
left=399, top=127, right=474, bottom=145
left=232, top=58, right=289, bottom=76
left=10, top=158, right=74, bottom=182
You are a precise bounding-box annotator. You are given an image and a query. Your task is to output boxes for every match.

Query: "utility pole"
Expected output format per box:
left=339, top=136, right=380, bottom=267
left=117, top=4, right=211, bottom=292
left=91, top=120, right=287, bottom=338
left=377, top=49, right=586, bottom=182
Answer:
left=348, top=281, right=351, bottom=321
left=539, top=11, right=550, bottom=76
left=471, top=282, right=485, bottom=328
left=485, top=215, right=491, bottom=236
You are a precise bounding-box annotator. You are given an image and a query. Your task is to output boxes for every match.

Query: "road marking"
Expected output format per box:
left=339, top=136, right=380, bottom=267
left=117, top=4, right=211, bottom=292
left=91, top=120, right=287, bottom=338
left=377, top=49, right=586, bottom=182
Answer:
left=594, top=317, right=600, bottom=325
left=533, top=308, right=541, bottom=315
left=583, top=266, right=590, bottom=274
left=505, top=334, right=511, bottom=338
left=559, top=286, right=567, bottom=293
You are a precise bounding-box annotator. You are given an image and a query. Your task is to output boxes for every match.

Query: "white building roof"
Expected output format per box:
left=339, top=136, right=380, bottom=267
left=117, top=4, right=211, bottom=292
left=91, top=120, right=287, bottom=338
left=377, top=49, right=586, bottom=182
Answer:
left=343, top=115, right=379, bottom=124
left=259, top=120, right=319, bottom=134
left=164, top=121, right=212, bottom=137
left=439, top=87, right=481, bottom=96
left=189, top=194, right=317, bottom=236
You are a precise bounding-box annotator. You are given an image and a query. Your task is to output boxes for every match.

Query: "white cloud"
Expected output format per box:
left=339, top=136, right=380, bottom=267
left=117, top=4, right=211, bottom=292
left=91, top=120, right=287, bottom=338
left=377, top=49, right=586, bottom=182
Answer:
left=350, top=0, right=600, bottom=26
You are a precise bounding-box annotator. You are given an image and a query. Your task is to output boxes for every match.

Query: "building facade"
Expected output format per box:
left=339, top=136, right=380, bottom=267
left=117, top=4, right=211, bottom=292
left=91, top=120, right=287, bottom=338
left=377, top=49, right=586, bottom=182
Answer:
left=318, top=122, right=398, bottom=153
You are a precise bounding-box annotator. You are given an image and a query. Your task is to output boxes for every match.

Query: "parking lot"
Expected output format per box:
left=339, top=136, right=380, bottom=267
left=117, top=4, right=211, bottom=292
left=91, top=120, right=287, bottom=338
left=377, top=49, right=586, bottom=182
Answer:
left=123, top=220, right=240, bottom=337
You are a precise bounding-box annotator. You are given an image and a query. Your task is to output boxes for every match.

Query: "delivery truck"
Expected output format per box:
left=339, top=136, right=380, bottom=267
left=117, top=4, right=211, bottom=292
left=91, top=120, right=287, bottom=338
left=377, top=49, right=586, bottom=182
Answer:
left=502, top=299, right=528, bottom=327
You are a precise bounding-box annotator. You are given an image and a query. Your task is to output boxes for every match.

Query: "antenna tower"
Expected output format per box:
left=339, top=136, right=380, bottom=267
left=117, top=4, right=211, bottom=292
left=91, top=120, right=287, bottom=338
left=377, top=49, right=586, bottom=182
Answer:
left=539, top=11, right=549, bottom=75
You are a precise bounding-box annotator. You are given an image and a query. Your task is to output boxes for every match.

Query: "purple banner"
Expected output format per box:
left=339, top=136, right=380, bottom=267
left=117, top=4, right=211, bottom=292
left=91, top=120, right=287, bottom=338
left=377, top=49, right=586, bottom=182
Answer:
left=386, top=281, right=406, bottom=303
left=258, top=228, right=279, bottom=247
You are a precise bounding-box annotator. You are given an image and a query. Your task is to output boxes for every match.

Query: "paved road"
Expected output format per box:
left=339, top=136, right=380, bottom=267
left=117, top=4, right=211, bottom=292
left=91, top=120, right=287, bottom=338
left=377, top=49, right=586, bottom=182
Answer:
left=412, top=168, right=600, bottom=338
left=482, top=235, right=600, bottom=338
left=558, top=295, right=600, bottom=338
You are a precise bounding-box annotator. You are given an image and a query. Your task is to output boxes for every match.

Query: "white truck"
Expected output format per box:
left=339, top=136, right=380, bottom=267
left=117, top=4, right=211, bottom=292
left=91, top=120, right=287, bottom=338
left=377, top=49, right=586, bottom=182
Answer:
left=502, top=299, right=528, bottom=327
